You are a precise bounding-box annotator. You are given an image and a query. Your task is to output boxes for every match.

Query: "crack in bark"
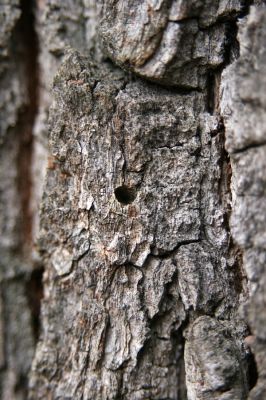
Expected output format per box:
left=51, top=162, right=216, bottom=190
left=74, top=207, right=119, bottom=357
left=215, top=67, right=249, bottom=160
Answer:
left=15, top=0, right=39, bottom=256
left=15, top=0, right=44, bottom=348
left=150, top=239, right=201, bottom=259
left=207, top=2, right=259, bottom=393
left=231, top=141, right=266, bottom=154
left=133, top=268, right=188, bottom=398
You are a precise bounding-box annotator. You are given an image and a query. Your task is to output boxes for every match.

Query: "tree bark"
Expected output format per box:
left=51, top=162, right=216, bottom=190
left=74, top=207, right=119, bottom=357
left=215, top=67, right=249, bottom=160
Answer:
left=0, top=1, right=38, bottom=398
left=0, top=1, right=265, bottom=399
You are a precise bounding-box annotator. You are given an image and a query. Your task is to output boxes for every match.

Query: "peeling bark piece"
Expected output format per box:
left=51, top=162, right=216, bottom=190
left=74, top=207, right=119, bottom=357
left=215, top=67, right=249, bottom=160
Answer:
left=185, top=316, right=248, bottom=400
left=98, top=0, right=243, bottom=88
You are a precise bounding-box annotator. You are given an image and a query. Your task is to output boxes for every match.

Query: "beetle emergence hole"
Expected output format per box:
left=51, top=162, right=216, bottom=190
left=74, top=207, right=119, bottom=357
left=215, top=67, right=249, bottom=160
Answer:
left=114, top=185, right=136, bottom=205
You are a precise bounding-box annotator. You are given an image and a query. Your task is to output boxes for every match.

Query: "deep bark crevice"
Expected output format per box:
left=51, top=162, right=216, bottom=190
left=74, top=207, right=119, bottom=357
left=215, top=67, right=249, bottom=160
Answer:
left=204, top=3, right=259, bottom=391
left=247, top=349, right=258, bottom=390
left=15, top=0, right=39, bottom=256
left=135, top=268, right=189, bottom=398
left=14, top=0, right=44, bottom=344
left=205, top=1, right=253, bottom=116
left=26, top=266, right=44, bottom=342
left=206, top=71, right=216, bottom=115
left=218, top=125, right=247, bottom=296
left=204, top=2, right=249, bottom=295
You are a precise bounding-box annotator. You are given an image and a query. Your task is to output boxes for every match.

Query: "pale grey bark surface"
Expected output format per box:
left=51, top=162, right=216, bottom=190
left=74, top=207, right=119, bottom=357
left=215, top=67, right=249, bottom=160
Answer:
left=0, top=0, right=265, bottom=399
left=29, top=51, right=248, bottom=399
left=98, top=0, right=244, bottom=88
left=221, top=5, right=266, bottom=398
left=29, top=1, right=265, bottom=399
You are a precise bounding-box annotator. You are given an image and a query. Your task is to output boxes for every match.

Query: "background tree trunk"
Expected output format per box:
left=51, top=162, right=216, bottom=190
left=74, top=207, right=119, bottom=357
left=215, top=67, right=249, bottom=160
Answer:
left=0, top=1, right=265, bottom=399
left=0, top=1, right=38, bottom=398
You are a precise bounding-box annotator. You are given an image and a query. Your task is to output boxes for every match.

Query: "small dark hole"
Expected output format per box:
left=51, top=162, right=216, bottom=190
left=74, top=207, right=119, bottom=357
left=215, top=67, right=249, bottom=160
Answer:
left=114, top=185, right=136, bottom=205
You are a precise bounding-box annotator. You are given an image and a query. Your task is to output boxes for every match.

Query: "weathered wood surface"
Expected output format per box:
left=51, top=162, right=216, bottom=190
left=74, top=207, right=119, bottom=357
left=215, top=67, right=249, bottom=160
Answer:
left=221, top=5, right=266, bottom=399
left=29, top=1, right=266, bottom=399
left=98, top=0, right=244, bottom=88
left=0, top=0, right=265, bottom=399
left=29, top=50, right=248, bottom=399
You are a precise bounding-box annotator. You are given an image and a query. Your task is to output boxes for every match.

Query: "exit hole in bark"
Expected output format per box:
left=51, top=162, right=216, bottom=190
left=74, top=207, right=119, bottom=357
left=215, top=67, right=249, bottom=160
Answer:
left=114, top=185, right=136, bottom=205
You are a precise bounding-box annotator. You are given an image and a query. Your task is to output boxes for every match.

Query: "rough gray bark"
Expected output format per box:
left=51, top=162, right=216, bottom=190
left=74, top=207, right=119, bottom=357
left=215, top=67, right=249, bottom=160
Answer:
left=221, top=5, right=266, bottom=398
left=32, top=0, right=99, bottom=243
left=0, top=1, right=100, bottom=397
left=98, top=0, right=244, bottom=88
left=29, top=52, right=247, bottom=399
left=0, top=0, right=265, bottom=399
left=28, top=1, right=265, bottom=400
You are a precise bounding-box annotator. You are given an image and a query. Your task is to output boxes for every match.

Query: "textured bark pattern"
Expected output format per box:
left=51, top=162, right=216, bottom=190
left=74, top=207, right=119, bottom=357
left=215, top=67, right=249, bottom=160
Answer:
left=32, top=0, right=100, bottom=242
left=0, top=1, right=36, bottom=398
left=29, top=50, right=249, bottom=399
left=1, top=0, right=266, bottom=399
left=98, top=0, right=244, bottom=88
left=28, top=0, right=264, bottom=395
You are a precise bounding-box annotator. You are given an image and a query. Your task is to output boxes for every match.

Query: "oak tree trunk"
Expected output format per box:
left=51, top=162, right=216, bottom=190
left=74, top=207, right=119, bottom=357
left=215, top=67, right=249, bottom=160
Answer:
left=0, top=1, right=265, bottom=399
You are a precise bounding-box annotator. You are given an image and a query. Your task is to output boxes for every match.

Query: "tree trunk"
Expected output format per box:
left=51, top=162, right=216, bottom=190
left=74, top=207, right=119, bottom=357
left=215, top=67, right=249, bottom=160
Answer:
left=0, top=1, right=265, bottom=399
left=0, top=1, right=38, bottom=398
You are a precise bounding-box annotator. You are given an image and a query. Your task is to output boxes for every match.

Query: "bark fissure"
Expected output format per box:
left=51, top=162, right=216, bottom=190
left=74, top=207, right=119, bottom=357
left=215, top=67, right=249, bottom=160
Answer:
left=0, top=0, right=43, bottom=396
left=15, top=0, right=44, bottom=349
left=15, top=0, right=39, bottom=255
left=231, top=141, right=266, bottom=154
left=26, top=266, right=44, bottom=342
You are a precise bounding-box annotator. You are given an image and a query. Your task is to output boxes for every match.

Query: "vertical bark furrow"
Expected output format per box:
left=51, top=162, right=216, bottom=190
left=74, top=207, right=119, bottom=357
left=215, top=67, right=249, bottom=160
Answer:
left=0, top=0, right=42, bottom=398
left=15, top=0, right=39, bottom=254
